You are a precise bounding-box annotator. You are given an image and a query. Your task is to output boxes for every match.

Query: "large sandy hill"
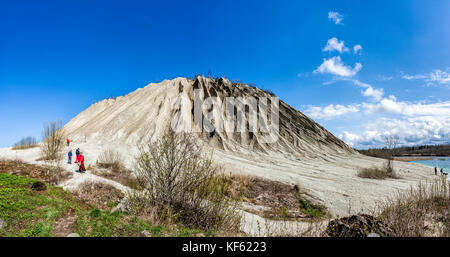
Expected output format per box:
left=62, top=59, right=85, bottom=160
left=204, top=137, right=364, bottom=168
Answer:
left=59, top=76, right=434, bottom=216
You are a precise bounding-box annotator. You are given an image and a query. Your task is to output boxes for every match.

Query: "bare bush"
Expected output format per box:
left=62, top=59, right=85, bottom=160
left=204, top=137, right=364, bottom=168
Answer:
left=97, top=149, right=124, bottom=172
left=384, top=135, right=400, bottom=174
left=130, top=132, right=241, bottom=232
left=357, top=166, right=400, bottom=180
left=72, top=181, right=124, bottom=210
left=377, top=177, right=450, bottom=236
left=12, top=136, right=38, bottom=150
left=40, top=120, right=65, bottom=161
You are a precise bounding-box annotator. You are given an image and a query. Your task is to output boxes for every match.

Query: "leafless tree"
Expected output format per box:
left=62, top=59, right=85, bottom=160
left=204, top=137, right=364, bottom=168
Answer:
left=384, top=135, right=400, bottom=173
left=40, top=120, right=66, bottom=161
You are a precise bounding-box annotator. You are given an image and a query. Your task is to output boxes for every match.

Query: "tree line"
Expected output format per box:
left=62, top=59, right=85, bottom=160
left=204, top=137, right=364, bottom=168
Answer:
left=358, top=143, right=450, bottom=158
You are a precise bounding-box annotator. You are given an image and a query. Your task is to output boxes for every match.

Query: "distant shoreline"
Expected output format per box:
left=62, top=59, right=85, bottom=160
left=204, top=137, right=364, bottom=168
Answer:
left=394, top=156, right=449, bottom=162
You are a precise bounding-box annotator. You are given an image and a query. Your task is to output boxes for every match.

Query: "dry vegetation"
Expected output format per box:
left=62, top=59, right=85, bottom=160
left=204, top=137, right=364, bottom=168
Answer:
left=92, top=149, right=138, bottom=189
left=0, top=159, right=72, bottom=185
left=377, top=177, right=450, bottom=237
left=72, top=181, right=124, bottom=210
left=223, top=174, right=327, bottom=220
left=357, top=166, right=400, bottom=180
left=97, top=149, right=124, bottom=172
left=128, top=132, right=241, bottom=233
left=40, top=121, right=66, bottom=161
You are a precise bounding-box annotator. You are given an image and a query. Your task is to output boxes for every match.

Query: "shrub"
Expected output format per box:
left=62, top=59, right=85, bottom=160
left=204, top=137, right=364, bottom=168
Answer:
left=12, top=136, right=38, bottom=150
left=357, top=166, right=399, bottom=180
left=97, top=149, right=124, bottom=173
left=40, top=121, right=65, bottom=161
left=130, top=132, right=241, bottom=232
left=72, top=181, right=124, bottom=210
left=377, top=177, right=450, bottom=237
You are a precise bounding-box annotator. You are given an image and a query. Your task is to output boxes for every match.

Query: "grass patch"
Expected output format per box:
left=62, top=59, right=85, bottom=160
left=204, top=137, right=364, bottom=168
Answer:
left=0, top=159, right=72, bottom=185
left=0, top=172, right=207, bottom=237
left=357, top=167, right=400, bottom=180
left=377, top=177, right=450, bottom=236
left=223, top=174, right=328, bottom=220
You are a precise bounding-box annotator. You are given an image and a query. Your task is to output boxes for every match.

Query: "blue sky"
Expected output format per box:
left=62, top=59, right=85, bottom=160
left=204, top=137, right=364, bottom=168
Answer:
left=1, top=0, right=449, bottom=148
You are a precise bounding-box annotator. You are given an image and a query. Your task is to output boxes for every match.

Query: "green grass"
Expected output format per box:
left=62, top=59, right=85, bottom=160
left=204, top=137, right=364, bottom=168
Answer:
left=299, top=199, right=327, bottom=218
left=0, top=173, right=207, bottom=237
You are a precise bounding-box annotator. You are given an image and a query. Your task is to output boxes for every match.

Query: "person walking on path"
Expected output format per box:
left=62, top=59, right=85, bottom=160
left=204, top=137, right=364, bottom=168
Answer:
left=75, top=148, right=80, bottom=163
left=66, top=138, right=70, bottom=146
left=440, top=168, right=444, bottom=175
left=435, top=167, right=438, bottom=175
left=78, top=152, right=86, bottom=173
left=68, top=150, right=73, bottom=164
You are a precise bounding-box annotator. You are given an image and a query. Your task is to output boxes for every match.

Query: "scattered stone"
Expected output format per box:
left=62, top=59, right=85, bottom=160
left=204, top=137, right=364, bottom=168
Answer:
left=31, top=181, right=47, bottom=191
left=111, top=197, right=130, bottom=213
left=326, top=214, right=396, bottom=237
left=67, top=233, right=80, bottom=237
left=140, top=230, right=152, bottom=237
left=10, top=170, right=20, bottom=176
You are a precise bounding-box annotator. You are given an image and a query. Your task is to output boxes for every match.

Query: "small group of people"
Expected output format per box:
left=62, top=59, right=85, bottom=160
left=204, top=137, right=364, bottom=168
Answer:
left=434, top=167, right=447, bottom=176
left=68, top=143, right=86, bottom=173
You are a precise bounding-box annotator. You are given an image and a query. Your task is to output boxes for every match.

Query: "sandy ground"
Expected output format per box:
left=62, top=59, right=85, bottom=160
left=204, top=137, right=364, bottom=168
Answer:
left=0, top=140, right=437, bottom=236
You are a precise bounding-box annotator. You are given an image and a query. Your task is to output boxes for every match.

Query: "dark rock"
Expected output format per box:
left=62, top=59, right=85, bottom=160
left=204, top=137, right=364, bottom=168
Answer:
left=31, top=181, right=47, bottom=191
left=326, top=214, right=396, bottom=237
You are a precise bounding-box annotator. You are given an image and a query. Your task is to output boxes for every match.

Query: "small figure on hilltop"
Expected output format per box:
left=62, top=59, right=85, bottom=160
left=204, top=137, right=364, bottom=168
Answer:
left=75, top=148, right=80, bottom=163
left=78, top=152, right=86, bottom=173
left=435, top=167, right=438, bottom=176
left=68, top=150, right=73, bottom=164
left=66, top=138, right=70, bottom=146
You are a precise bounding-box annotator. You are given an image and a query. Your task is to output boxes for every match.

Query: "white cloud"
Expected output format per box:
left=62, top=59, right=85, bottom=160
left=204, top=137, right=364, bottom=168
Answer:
left=379, top=75, right=393, bottom=81
left=340, top=115, right=450, bottom=148
left=402, top=69, right=450, bottom=85
left=323, top=37, right=349, bottom=53
left=362, top=99, right=450, bottom=116
left=346, top=79, right=385, bottom=101
left=297, top=72, right=309, bottom=78
left=428, top=69, right=450, bottom=84
left=355, top=116, right=450, bottom=148
left=328, top=11, right=343, bottom=25
left=353, top=44, right=362, bottom=54
left=362, top=87, right=384, bottom=101
left=402, top=74, right=427, bottom=80
left=314, top=56, right=362, bottom=77
left=305, top=104, right=359, bottom=120
left=306, top=93, right=450, bottom=148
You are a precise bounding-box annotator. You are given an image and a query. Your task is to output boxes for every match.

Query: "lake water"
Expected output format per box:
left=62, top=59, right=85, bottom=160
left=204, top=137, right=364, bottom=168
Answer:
left=409, top=156, right=450, bottom=180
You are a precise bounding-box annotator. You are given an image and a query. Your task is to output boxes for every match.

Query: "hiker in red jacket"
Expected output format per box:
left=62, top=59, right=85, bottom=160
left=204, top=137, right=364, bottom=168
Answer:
left=66, top=138, right=70, bottom=146
left=78, top=152, right=86, bottom=173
